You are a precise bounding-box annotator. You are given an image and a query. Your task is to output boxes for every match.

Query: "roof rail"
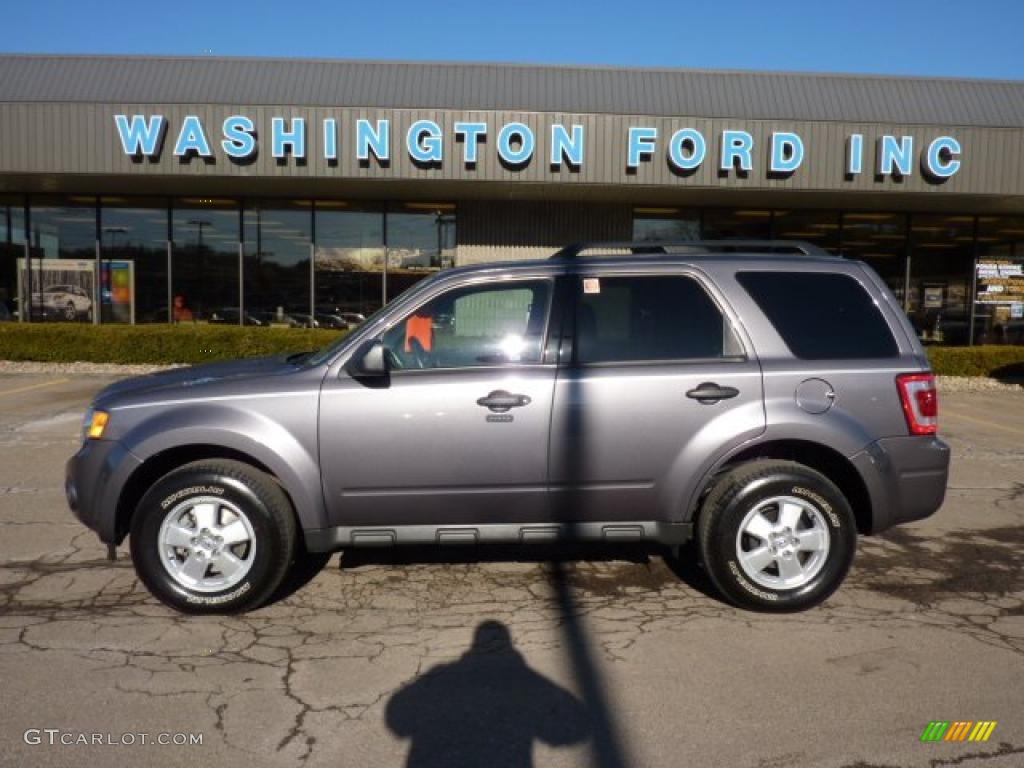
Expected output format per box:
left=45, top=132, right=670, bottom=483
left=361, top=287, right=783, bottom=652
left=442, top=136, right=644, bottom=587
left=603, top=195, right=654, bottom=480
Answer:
left=549, top=239, right=838, bottom=260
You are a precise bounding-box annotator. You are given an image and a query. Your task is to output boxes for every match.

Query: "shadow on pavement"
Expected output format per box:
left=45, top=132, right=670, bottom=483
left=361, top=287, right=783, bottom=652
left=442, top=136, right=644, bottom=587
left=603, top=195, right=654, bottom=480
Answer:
left=386, top=620, right=591, bottom=768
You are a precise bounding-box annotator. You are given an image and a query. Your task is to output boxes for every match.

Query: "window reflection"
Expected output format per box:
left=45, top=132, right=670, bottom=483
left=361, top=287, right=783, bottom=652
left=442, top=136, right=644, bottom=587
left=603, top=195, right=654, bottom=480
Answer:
left=381, top=280, right=550, bottom=370
left=385, top=205, right=456, bottom=300
left=0, top=197, right=25, bottom=319
left=839, top=212, right=908, bottom=306
left=314, top=205, right=384, bottom=324
left=243, top=201, right=312, bottom=325
left=172, top=201, right=240, bottom=323
left=27, top=197, right=96, bottom=260
left=100, top=199, right=168, bottom=323
left=5, top=195, right=1017, bottom=348
left=25, top=197, right=97, bottom=323
left=772, top=210, right=841, bottom=255
left=702, top=209, right=772, bottom=239
left=632, top=208, right=700, bottom=242
left=908, top=215, right=974, bottom=344
left=975, top=216, right=1024, bottom=345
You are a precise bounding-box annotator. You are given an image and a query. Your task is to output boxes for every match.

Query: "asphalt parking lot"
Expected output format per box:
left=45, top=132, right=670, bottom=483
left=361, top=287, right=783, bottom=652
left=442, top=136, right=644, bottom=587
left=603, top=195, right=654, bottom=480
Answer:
left=0, top=373, right=1022, bottom=768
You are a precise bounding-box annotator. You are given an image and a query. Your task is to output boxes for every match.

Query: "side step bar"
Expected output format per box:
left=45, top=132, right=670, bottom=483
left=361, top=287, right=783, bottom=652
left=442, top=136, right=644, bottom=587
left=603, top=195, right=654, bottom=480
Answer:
left=304, top=521, right=693, bottom=552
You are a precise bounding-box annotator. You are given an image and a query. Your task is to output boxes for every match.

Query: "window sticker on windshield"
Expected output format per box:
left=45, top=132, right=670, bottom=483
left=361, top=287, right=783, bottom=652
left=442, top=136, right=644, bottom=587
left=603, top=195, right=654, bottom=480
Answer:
left=583, top=278, right=601, bottom=294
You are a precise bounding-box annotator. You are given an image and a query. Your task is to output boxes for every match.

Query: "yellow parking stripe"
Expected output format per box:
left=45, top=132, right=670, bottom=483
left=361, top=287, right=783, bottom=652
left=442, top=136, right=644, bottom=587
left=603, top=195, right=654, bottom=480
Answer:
left=0, top=378, right=71, bottom=397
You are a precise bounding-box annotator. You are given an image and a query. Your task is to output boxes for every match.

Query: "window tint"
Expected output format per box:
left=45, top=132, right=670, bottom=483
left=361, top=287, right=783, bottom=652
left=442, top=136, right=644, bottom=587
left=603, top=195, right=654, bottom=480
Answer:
left=381, top=280, right=551, bottom=370
left=737, top=271, right=899, bottom=359
left=575, top=275, right=740, bottom=363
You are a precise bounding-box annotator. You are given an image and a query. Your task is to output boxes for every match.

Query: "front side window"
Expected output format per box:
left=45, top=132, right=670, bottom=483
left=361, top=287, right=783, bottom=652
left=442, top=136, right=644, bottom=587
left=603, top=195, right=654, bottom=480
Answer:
left=575, top=275, right=742, bottom=364
left=381, top=280, right=552, bottom=370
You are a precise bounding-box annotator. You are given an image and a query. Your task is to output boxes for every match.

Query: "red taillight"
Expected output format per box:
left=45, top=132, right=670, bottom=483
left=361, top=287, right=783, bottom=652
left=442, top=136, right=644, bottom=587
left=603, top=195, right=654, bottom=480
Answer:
left=896, top=373, right=938, bottom=435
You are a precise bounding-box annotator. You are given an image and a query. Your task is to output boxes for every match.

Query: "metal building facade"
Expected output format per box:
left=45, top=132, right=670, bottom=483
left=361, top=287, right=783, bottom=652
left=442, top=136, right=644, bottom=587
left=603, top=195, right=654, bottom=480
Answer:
left=1, top=55, right=1023, bottom=343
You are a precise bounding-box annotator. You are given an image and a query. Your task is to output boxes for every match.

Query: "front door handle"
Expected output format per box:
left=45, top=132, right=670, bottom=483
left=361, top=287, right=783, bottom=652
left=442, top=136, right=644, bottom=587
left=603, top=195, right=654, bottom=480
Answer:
left=477, top=390, right=532, bottom=413
left=686, top=382, right=740, bottom=404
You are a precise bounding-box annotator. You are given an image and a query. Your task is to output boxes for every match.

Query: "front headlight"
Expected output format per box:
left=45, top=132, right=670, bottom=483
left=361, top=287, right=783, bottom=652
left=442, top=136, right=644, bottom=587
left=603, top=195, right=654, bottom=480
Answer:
left=82, top=408, right=110, bottom=440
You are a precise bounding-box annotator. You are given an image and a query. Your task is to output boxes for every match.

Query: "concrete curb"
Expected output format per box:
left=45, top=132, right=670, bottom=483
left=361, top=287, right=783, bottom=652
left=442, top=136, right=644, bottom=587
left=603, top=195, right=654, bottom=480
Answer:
left=0, top=360, right=183, bottom=376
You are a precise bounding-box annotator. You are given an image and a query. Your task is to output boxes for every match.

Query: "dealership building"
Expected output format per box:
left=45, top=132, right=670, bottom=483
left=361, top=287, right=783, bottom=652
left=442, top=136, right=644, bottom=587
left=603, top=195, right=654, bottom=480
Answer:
left=1, top=54, right=1022, bottom=343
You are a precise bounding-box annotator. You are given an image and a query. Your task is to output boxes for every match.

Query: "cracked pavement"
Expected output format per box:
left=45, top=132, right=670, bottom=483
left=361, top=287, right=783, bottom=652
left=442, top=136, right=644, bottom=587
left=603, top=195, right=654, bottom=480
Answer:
left=0, top=373, right=1021, bottom=768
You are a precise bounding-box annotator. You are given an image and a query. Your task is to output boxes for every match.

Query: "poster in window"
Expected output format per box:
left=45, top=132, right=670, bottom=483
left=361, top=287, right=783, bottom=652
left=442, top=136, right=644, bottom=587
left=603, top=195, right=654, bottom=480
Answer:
left=17, top=258, right=96, bottom=323
left=100, top=260, right=136, bottom=323
left=976, top=260, right=1024, bottom=305
left=923, top=284, right=944, bottom=309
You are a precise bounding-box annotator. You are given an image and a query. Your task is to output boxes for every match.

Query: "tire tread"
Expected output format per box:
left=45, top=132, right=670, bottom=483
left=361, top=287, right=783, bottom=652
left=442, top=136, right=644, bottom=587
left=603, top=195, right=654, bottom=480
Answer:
left=130, top=458, right=297, bottom=614
left=697, top=459, right=854, bottom=611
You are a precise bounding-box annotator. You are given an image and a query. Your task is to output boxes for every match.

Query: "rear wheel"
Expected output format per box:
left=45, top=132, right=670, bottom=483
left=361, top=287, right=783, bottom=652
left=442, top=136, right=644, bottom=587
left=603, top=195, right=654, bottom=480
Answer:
left=63, top=301, right=77, bottom=321
left=130, top=459, right=296, bottom=614
left=697, top=460, right=856, bottom=611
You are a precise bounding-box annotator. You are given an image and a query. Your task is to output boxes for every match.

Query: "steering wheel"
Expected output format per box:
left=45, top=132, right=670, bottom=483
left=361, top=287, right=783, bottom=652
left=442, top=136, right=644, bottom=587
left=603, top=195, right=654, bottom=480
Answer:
left=407, top=337, right=429, bottom=369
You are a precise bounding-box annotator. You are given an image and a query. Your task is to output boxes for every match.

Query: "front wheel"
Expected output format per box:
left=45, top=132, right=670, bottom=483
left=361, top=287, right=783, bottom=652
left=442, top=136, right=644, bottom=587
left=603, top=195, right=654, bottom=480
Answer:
left=130, top=459, right=296, bottom=614
left=697, top=460, right=856, bottom=611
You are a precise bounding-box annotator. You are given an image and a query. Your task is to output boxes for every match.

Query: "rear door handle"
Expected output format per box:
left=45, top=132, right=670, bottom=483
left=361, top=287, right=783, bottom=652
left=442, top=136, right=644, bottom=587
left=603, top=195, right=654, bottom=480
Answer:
left=686, top=382, right=740, bottom=404
left=477, top=390, right=532, bottom=413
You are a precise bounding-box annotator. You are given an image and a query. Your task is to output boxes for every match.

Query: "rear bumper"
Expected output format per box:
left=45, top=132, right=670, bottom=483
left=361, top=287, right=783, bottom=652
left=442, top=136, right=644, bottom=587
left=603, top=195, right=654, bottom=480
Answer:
left=65, top=439, right=142, bottom=544
left=850, top=435, right=951, bottom=533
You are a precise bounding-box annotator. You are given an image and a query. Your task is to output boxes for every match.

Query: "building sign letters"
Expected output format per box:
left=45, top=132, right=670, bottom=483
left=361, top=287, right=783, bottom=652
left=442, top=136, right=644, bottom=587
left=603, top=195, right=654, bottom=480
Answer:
left=114, top=114, right=962, bottom=181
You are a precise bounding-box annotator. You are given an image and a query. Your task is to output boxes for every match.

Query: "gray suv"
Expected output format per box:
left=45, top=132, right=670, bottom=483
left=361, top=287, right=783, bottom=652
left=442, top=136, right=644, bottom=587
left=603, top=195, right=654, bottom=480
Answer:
left=66, top=241, right=950, bottom=614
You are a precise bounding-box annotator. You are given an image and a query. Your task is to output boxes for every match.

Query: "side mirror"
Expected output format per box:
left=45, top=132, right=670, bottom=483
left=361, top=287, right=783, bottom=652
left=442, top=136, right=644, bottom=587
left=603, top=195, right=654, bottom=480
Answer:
left=349, top=340, right=388, bottom=378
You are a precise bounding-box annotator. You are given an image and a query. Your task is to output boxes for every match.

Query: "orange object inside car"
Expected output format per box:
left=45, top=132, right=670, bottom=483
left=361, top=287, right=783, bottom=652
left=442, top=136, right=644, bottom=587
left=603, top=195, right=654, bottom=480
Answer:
left=404, top=314, right=434, bottom=352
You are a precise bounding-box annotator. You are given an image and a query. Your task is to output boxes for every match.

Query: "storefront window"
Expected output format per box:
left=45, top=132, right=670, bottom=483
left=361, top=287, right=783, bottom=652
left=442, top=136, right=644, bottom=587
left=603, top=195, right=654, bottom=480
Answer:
left=0, top=197, right=25, bottom=319
left=632, top=208, right=700, bottom=241
left=908, top=215, right=974, bottom=344
left=243, top=201, right=312, bottom=325
left=975, top=216, right=1024, bottom=345
left=840, top=212, right=908, bottom=308
left=314, top=204, right=385, bottom=324
left=172, top=200, right=240, bottom=323
left=385, top=204, right=456, bottom=300
left=99, top=199, right=169, bottom=323
left=24, top=197, right=98, bottom=323
left=702, top=209, right=772, bottom=240
left=772, top=210, right=841, bottom=255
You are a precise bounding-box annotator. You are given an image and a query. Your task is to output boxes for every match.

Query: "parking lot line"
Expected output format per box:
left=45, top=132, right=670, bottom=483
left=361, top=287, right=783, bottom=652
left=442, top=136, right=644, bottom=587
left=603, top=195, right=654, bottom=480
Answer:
left=942, top=407, right=1024, bottom=437
left=0, top=377, right=71, bottom=397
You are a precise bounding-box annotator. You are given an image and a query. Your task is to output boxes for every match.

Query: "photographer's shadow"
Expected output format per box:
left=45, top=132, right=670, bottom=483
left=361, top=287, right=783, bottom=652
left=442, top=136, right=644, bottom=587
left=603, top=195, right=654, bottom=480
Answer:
left=386, top=620, right=591, bottom=768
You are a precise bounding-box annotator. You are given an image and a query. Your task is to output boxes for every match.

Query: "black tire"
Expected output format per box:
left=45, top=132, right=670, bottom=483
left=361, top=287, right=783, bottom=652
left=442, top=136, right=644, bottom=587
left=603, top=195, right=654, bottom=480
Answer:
left=129, top=459, right=297, bottom=614
left=697, top=460, right=856, bottom=612
left=64, top=302, right=77, bottom=321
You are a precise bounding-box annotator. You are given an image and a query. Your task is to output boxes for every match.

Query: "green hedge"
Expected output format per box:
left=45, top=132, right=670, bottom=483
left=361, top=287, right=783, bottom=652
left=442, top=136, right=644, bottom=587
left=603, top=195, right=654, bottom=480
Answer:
left=0, top=323, right=346, bottom=365
left=926, top=345, right=1024, bottom=379
left=1, top=324, right=1022, bottom=377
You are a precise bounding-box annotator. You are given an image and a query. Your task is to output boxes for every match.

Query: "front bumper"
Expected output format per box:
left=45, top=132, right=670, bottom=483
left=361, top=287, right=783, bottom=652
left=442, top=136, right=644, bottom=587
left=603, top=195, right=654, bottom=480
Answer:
left=65, top=439, right=142, bottom=544
left=850, top=435, right=951, bottom=533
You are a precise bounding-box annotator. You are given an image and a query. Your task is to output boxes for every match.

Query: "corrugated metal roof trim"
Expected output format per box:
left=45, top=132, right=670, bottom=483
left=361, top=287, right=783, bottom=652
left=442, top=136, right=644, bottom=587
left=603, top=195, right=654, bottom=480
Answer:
left=1, top=55, right=1023, bottom=127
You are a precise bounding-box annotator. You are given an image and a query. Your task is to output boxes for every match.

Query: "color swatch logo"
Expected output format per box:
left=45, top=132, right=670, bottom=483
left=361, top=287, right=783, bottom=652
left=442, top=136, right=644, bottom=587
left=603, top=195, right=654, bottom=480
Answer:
left=920, top=721, right=997, bottom=742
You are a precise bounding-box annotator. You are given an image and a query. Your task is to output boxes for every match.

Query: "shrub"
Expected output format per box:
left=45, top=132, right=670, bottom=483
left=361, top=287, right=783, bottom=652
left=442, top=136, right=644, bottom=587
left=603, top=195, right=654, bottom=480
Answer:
left=926, top=345, right=1024, bottom=379
left=1, top=324, right=1023, bottom=377
left=0, top=323, right=346, bottom=365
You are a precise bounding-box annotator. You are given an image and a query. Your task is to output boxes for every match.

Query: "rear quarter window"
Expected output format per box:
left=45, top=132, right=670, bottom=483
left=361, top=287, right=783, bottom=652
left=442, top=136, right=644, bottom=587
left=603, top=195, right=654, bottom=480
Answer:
left=737, top=271, right=899, bottom=359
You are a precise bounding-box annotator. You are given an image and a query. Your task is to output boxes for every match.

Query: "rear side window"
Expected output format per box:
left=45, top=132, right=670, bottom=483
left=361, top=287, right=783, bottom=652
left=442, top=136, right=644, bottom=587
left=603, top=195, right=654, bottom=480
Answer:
left=575, top=275, right=743, bottom=363
left=737, top=271, right=899, bottom=359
